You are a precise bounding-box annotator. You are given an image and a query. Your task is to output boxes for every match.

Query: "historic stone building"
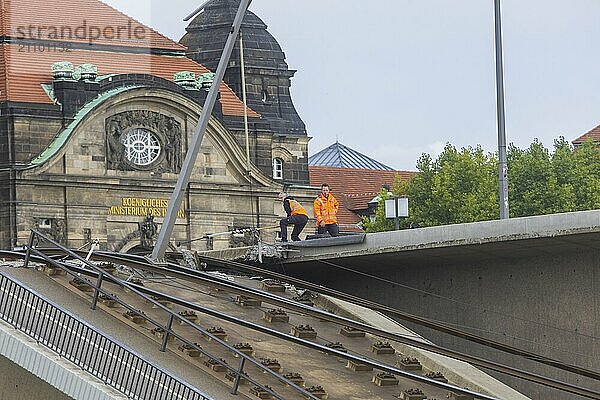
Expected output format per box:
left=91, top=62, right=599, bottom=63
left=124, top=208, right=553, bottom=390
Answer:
left=0, top=0, right=313, bottom=252
left=181, top=0, right=309, bottom=183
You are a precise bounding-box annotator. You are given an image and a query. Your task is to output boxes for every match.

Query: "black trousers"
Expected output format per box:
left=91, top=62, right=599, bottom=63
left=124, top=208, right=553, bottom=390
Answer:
left=318, top=223, right=339, bottom=237
left=280, top=214, right=308, bottom=241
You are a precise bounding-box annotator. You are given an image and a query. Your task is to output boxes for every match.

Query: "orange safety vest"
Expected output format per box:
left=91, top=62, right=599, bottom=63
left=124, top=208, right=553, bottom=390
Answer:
left=289, top=199, right=309, bottom=217
left=313, top=194, right=339, bottom=225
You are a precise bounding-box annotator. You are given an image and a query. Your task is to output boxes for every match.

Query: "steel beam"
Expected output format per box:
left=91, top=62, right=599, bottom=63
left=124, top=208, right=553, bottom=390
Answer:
left=152, top=0, right=253, bottom=260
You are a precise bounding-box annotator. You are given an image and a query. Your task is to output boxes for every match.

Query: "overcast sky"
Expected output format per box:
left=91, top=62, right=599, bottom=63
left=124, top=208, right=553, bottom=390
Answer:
left=104, top=0, right=600, bottom=170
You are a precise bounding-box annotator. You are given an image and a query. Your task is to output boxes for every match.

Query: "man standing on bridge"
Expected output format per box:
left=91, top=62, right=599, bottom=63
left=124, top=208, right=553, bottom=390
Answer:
left=278, top=192, right=309, bottom=242
left=314, top=183, right=340, bottom=237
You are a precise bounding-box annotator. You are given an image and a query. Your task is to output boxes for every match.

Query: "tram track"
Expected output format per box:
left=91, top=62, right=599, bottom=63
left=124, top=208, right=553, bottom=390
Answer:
left=3, top=248, right=600, bottom=399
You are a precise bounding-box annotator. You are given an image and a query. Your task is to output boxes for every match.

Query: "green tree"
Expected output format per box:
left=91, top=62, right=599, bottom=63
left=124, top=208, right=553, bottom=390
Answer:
left=507, top=138, right=600, bottom=216
left=550, top=137, right=577, bottom=211
left=364, top=138, right=600, bottom=233
left=508, top=139, right=564, bottom=216
left=570, top=139, right=600, bottom=209
left=361, top=189, right=395, bottom=233
left=395, top=144, right=498, bottom=227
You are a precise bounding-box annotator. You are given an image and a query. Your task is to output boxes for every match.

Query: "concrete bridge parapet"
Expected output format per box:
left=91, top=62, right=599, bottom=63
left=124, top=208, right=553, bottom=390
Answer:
left=283, top=209, right=600, bottom=263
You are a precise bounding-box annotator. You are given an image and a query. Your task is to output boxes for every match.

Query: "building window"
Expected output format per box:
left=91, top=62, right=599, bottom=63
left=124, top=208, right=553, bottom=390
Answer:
left=122, top=128, right=161, bottom=166
left=272, top=158, right=283, bottom=180
left=38, top=218, right=52, bottom=229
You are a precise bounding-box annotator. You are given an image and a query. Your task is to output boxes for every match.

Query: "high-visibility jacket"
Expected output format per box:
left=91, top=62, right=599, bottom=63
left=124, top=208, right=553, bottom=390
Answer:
left=313, top=194, right=339, bottom=225
left=284, top=198, right=309, bottom=218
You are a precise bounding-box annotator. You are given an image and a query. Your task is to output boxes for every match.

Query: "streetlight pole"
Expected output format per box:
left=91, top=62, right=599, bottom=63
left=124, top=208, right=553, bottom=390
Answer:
left=493, top=0, right=509, bottom=219
left=151, top=0, right=253, bottom=261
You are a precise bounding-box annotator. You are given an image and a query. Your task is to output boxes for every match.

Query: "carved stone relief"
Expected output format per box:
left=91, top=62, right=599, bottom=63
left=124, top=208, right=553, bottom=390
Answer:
left=105, top=110, right=182, bottom=172
left=138, top=215, right=158, bottom=249
left=111, top=230, right=141, bottom=253
left=32, top=218, right=66, bottom=245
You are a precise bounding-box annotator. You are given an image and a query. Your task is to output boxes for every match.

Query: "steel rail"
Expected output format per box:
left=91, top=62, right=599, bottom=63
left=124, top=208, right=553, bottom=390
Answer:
left=24, top=251, right=305, bottom=400
left=117, top=276, right=503, bottom=400
left=17, top=232, right=320, bottom=400
left=18, top=252, right=500, bottom=400
left=197, top=255, right=600, bottom=380
left=11, top=248, right=600, bottom=399
left=37, top=249, right=600, bottom=400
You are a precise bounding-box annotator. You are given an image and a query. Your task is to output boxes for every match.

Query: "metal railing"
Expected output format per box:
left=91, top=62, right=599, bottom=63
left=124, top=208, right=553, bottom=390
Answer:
left=12, top=235, right=600, bottom=400
left=23, top=229, right=321, bottom=400
left=0, top=269, right=211, bottom=400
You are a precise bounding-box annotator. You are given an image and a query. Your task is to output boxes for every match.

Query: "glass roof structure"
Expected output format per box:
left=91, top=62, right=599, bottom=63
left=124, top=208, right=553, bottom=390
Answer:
left=309, top=142, right=393, bottom=170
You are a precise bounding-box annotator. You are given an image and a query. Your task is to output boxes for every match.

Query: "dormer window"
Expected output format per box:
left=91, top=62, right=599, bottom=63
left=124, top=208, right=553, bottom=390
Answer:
left=272, top=158, right=283, bottom=180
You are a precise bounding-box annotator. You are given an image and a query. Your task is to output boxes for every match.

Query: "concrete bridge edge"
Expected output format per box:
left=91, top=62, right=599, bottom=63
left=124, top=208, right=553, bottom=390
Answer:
left=0, top=319, right=127, bottom=400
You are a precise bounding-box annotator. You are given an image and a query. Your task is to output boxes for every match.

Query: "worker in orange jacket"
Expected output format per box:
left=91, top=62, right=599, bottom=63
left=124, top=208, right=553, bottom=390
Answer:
left=313, top=183, right=340, bottom=237
left=278, top=192, right=309, bottom=242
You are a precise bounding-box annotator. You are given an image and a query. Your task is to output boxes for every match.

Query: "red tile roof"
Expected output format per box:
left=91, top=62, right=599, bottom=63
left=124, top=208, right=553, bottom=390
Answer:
left=0, top=0, right=259, bottom=118
left=0, top=46, right=7, bottom=101
left=0, top=44, right=258, bottom=117
left=309, top=166, right=416, bottom=228
left=573, top=124, right=600, bottom=144
left=2, top=0, right=184, bottom=51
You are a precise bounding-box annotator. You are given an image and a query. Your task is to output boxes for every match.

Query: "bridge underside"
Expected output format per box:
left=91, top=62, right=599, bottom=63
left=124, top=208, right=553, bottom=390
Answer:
left=267, top=211, right=600, bottom=400
left=0, top=352, right=73, bottom=400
